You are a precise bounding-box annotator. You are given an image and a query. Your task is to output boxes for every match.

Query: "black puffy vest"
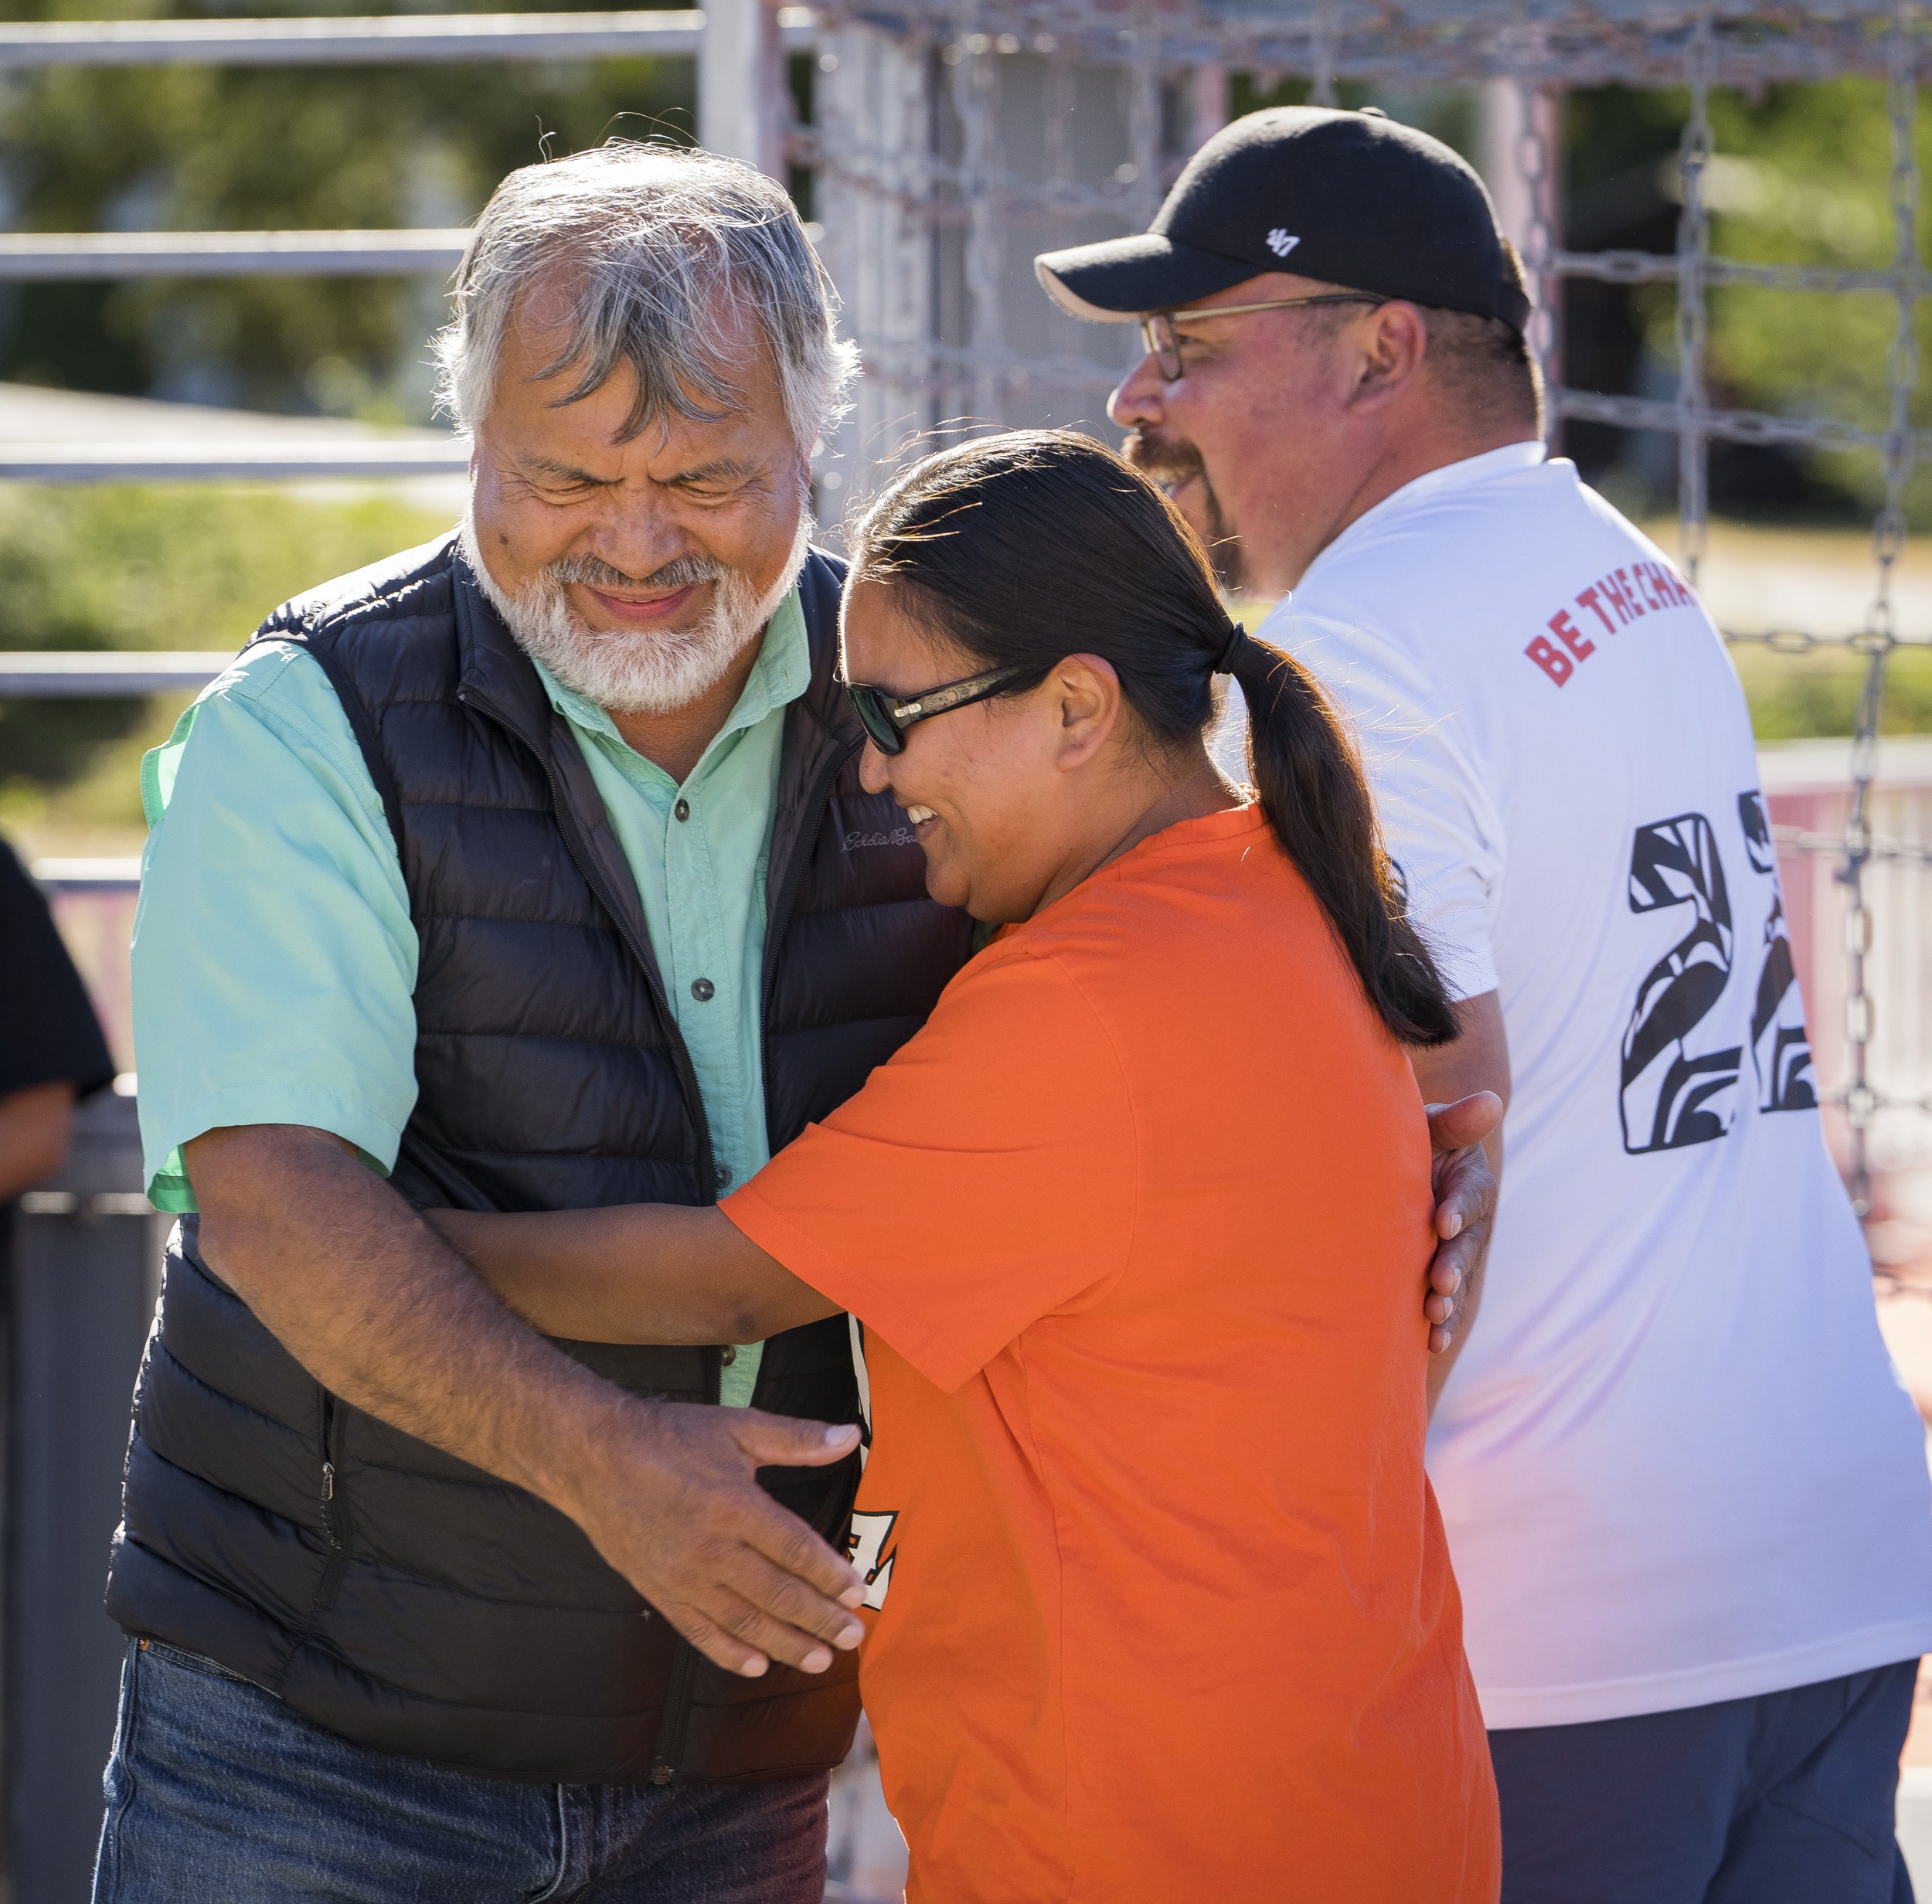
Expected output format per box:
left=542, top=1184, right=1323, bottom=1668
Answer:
left=104, top=536, right=973, bottom=1784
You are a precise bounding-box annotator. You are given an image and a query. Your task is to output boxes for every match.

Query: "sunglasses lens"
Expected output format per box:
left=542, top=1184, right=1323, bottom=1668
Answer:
left=848, top=685, right=905, bottom=754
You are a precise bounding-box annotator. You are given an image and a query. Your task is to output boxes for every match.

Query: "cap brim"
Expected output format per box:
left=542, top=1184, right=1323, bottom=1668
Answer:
left=1034, top=233, right=1259, bottom=322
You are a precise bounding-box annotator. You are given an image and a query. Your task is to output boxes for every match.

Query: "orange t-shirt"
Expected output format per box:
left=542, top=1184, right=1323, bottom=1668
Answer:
left=723, top=805, right=1498, bottom=1904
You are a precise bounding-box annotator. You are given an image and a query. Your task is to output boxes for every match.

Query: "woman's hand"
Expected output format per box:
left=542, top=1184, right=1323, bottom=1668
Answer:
left=1423, top=1091, right=1502, bottom=1355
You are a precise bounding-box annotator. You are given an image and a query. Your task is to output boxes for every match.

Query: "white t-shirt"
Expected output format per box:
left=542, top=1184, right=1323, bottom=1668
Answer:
left=1219, top=441, right=1932, bottom=1729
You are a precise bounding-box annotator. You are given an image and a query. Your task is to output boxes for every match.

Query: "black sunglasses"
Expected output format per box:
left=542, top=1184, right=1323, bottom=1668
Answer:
left=845, top=663, right=1038, bottom=756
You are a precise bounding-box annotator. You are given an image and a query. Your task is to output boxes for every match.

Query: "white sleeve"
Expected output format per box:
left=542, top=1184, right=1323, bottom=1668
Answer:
left=1224, top=608, right=1504, bottom=1003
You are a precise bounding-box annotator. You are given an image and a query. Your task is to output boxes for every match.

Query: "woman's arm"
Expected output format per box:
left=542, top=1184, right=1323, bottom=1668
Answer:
left=426, top=1204, right=838, bottom=1345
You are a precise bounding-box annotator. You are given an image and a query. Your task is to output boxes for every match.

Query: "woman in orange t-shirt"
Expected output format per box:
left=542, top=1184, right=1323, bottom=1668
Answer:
left=437, top=432, right=1500, bottom=1901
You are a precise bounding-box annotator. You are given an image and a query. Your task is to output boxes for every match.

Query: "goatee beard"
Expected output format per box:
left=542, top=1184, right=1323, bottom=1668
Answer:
left=1121, top=428, right=1244, bottom=593
left=459, top=508, right=812, bottom=716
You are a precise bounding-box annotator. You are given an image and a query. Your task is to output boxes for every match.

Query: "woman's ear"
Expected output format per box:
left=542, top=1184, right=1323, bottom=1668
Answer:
left=1049, top=654, right=1122, bottom=770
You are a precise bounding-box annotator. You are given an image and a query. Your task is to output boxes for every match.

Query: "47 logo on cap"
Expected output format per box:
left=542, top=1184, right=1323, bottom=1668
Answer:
left=1266, top=229, right=1300, bottom=257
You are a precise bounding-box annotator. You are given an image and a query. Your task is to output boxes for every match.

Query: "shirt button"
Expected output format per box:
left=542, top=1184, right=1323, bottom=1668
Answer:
left=691, top=977, right=715, bottom=1002
left=719, top=1345, right=737, bottom=1367
left=673, top=798, right=690, bottom=822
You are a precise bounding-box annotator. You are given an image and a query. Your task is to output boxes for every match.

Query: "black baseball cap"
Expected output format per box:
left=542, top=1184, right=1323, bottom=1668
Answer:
left=1035, top=106, right=1529, bottom=333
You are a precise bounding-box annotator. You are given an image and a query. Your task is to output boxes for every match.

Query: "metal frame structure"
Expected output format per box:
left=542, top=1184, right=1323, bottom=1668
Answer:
left=0, top=2, right=800, bottom=476
left=1, top=0, right=1927, bottom=1216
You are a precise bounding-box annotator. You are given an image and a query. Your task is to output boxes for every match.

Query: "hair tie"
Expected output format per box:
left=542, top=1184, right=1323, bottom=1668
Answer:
left=1213, top=623, right=1248, bottom=675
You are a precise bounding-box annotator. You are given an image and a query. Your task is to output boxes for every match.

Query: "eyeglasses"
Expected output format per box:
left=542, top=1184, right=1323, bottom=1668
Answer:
left=845, top=663, right=1038, bottom=756
left=1138, top=293, right=1386, bottom=382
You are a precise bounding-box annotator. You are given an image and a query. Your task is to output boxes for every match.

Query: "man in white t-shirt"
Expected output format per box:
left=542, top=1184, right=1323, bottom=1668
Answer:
left=1037, top=106, right=1932, bottom=1902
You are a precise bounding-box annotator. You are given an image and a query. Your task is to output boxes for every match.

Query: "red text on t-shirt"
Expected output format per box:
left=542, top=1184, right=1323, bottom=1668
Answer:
left=1526, top=559, right=1696, bottom=686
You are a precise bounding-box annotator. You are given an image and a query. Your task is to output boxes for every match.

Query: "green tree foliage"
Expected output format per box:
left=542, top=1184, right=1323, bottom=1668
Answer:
left=0, top=482, right=448, bottom=807
left=1700, top=79, right=1932, bottom=518
left=0, top=0, right=697, bottom=415
left=1566, top=79, right=1932, bottom=521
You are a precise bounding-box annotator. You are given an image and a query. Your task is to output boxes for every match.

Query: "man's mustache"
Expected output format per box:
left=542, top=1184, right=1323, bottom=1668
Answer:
left=1123, top=428, right=1243, bottom=590
left=1121, top=427, right=1207, bottom=491
left=546, top=550, right=728, bottom=593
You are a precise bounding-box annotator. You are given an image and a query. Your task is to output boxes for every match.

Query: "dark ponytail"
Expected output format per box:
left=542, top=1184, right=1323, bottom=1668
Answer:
left=848, top=429, right=1457, bottom=1048
left=1222, top=627, right=1457, bottom=1046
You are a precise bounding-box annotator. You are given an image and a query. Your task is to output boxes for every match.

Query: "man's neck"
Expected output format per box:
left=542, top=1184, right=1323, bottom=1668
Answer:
left=1265, top=419, right=1539, bottom=597
left=607, top=626, right=768, bottom=784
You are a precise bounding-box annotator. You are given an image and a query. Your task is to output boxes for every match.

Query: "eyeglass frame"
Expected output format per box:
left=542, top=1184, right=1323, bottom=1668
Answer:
left=1138, top=293, right=1387, bottom=382
left=845, top=662, right=1041, bottom=756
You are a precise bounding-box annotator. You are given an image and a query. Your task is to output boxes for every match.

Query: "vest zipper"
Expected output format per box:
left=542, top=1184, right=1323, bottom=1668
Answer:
left=648, top=1637, right=701, bottom=1784
left=315, top=1392, right=352, bottom=1610
left=462, top=683, right=735, bottom=1784
left=463, top=688, right=722, bottom=1203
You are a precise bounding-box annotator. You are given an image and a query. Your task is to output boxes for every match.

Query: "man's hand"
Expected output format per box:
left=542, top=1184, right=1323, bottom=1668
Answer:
left=1423, top=1091, right=1502, bottom=1355
left=563, top=1402, right=866, bottom=1679
left=188, top=1124, right=866, bottom=1685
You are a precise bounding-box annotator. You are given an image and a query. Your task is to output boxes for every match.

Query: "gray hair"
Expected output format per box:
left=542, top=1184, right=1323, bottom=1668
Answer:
left=434, top=142, right=858, bottom=452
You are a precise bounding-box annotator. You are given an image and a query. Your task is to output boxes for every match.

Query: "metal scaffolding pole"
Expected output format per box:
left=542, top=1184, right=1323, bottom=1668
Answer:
left=0, top=230, right=472, bottom=280
left=0, top=12, right=708, bottom=69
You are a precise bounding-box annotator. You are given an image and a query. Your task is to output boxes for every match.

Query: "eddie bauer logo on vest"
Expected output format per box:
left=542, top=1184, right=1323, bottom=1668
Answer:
left=843, top=826, right=918, bottom=850
left=848, top=1510, right=899, bottom=1610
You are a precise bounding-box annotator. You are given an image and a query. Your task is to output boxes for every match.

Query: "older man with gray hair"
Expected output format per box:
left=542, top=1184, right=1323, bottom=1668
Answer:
left=94, top=141, right=965, bottom=1900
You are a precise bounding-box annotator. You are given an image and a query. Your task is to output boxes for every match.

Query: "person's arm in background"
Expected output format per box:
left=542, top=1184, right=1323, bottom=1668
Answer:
left=135, top=650, right=862, bottom=1683
left=0, top=838, right=114, bottom=1202
left=1413, top=995, right=1509, bottom=1415
left=0, top=1081, right=79, bottom=1205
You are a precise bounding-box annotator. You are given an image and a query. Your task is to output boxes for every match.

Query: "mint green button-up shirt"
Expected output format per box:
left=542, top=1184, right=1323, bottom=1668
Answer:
left=131, top=587, right=811, bottom=1407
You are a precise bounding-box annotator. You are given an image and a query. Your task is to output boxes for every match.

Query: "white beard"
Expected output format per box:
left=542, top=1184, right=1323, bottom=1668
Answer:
left=458, top=507, right=811, bottom=716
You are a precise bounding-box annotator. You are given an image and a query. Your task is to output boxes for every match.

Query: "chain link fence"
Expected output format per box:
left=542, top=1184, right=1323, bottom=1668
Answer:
left=802, top=0, right=1932, bottom=1227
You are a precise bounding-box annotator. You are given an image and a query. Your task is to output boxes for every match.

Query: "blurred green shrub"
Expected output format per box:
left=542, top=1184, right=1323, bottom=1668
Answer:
left=0, top=482, right=451, bottom=794
left=1731, top=641, right=1932, bottom=742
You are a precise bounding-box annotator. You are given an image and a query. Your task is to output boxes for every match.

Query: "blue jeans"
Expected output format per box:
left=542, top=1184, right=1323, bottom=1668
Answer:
left=93, top=1639, right=831, bottom=1902
left=1488, top=1659, right=1919, bottom=1903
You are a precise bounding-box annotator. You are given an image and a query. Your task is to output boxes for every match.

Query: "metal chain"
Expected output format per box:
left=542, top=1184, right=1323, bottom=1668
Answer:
left=947, top=6, right=1006, bottom=425
left=806, top=0, right=1932, bottom=1212
left=1124, top=8, right=1162, bottom=232
left=810, top=0, right=1923, bottom=91
left=1675, top=2, right=1715, bottom=586
left=1510, top=12, right=1562, bottom=444
left=1842, top=0, right=1921, bottom=1216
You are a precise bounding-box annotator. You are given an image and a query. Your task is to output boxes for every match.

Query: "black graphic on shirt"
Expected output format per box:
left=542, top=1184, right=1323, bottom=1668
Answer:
left=1621, top=813, right=1742, bottom=1153
left=1737, top=792, right=1817, bottom=1113
left=1620, top=797, right=1819, bottom=1154
left=848, top=1510, right=899, bottom=1610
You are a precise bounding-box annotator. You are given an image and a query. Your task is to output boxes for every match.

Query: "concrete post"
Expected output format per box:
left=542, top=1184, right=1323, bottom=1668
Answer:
left=700, top=0, right=787, bottom=177
left=1188, top=64, right=1228, bottom=155
left=1478, top=78, right=1564, bottom=429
